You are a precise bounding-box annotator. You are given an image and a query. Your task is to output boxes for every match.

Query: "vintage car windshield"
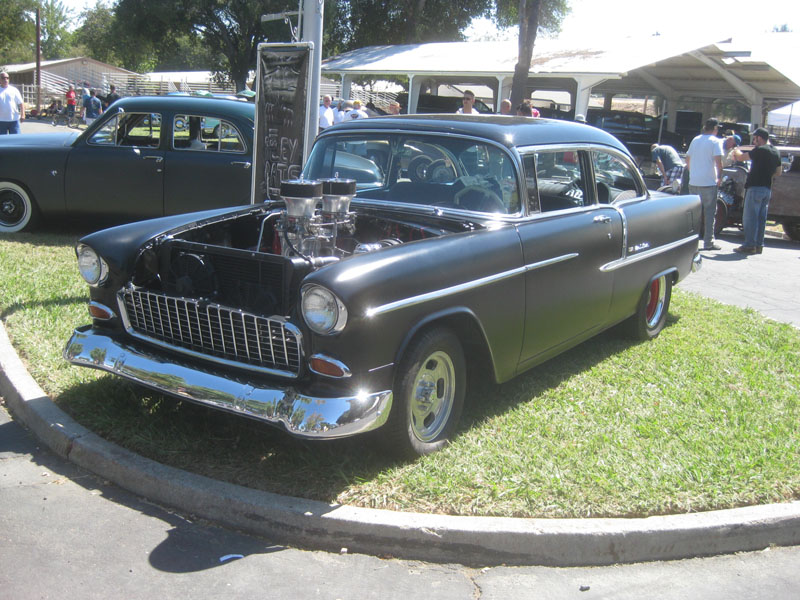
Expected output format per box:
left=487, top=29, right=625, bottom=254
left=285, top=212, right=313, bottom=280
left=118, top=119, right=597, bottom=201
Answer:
left=304, top=133, right=521, bottom=215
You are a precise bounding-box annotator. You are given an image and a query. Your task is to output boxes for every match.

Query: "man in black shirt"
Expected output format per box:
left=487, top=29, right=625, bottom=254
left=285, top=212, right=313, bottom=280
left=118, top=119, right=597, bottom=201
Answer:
left=732, top=128, right=782, bottom=254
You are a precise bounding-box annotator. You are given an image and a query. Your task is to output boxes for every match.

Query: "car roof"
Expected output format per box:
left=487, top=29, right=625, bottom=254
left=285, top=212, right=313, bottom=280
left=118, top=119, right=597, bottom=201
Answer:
left=320, top=114, right=630, bottom=153
left=112, top=95, right=255, bottom=120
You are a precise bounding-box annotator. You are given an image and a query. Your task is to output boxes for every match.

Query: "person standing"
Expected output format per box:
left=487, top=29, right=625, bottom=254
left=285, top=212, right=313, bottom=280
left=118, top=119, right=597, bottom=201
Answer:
left=104, top=84, right=121, bottom=109
left=457, top=90, right=476, bottom=114
left=686, top=118, right=724, bottom=250
left=347, top=99, right=368, bottom=119
left=83, top=89, right=103, bottom=126
left=731, top=128, right=782, bottom=255
left=0, top=71, right=25, bottom=134
left=651, top=143, right=685, bottom=188
left=65, top=84, right=77, bottom=126
left=318, top=95, right=334, bottom=132
left=499, top=98, right=512, bottom=115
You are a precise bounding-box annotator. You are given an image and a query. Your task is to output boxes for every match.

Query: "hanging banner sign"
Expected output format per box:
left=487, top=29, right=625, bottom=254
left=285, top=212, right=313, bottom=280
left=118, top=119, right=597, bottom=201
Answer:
left=252, top=43, right=313, bottom=202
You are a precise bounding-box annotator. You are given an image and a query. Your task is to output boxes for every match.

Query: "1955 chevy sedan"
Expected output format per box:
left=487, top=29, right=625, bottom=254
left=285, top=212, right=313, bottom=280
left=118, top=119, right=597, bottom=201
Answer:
left=65, top=115, right=702, bottom=457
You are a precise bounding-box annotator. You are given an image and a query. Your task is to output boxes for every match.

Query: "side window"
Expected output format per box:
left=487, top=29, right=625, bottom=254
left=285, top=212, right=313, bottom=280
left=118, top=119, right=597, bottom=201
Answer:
left=592, top=151, right=644, bottom=203
left=89, top=112, right=161, bottom=148
left=172, top=115, right=246, bottom=152
left=524, top=149, right=589, bottom=213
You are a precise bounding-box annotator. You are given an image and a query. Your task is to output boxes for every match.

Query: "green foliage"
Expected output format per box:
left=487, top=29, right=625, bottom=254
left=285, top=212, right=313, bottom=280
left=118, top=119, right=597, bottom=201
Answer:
left=39, top=0, right=74, bottom=60
left=493, top=0, right=570, bottom=33
left=0, top=0, right=37, bottom=65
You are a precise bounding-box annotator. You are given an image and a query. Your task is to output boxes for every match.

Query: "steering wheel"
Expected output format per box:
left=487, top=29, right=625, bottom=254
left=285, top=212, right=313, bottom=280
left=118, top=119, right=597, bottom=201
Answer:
left=453, top=185, right=506, bottom=213
left=426, top=159, right=457, bottom=183
left=407, top=155, right=432, bottom=183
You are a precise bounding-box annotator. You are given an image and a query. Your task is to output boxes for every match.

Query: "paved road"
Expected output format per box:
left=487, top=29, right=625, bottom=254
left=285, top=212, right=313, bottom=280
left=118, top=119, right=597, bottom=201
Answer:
left=2, top=404, right=799, bottom=600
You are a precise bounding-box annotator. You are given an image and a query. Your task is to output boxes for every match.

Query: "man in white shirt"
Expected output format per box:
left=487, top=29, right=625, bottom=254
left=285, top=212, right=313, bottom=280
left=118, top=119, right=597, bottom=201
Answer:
left=456, top=90, right=476, bottom=114
left=686, top=118, right=724, bottom=250
left=319, top=95, right=334, bottom=132
left=0, top=71, right=25, bottom=135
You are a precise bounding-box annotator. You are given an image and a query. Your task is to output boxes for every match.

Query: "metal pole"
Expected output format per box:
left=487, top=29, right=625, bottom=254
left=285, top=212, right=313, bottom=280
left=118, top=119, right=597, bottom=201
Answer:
left=36, top=7, right=41, bottom=112
left=302, top=0, right=323, bottom=162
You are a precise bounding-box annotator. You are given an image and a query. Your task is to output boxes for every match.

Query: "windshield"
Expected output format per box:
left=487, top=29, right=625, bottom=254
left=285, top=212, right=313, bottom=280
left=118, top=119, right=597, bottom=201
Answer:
left=303, top=133, right=521, bottom=215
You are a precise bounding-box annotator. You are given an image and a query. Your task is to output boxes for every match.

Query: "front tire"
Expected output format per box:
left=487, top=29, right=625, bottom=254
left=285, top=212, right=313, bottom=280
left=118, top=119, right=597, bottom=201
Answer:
left=385, top=327, right=466, bottom=458
left=625, top=275, right=672, bottom=340
left=0, top=181, right=38, bottom=233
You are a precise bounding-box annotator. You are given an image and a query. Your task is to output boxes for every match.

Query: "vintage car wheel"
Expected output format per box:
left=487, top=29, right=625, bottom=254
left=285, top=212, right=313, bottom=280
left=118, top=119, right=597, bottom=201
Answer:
left=783, top=220, right=800, bottom=242
left=386, top=327, right=466, bottom=457
left=0, top=181, right=38, bottom=233
left=625, top=275, right=672, bottom=340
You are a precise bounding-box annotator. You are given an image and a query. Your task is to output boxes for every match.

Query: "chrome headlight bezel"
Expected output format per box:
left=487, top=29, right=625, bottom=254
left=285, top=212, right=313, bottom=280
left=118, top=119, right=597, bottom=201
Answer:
left=76, top=244, right=109, bottom=286
left=301, top=284, right=348, bottom=335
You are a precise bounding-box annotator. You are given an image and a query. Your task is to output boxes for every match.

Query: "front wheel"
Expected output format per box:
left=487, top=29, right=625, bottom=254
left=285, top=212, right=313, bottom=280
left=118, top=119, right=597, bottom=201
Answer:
left=624, top=275, right=672, bottom=340
left=0, top=181, right=38, bottom=233
left=384, top=327, right=466, bottom=458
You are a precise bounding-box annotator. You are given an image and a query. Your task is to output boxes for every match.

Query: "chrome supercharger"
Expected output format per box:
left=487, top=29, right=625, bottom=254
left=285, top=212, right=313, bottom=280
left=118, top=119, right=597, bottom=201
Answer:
left=275, top=177, right=357, bottom=260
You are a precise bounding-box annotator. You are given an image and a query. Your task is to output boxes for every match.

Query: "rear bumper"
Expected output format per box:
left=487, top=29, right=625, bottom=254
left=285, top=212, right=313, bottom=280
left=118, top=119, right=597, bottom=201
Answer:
left=64, top=326, right=392, bottom=439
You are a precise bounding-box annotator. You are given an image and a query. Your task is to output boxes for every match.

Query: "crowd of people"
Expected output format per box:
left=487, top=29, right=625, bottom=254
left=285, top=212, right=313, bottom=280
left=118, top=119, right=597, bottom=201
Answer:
left=650, top=118, right=781, bottom=255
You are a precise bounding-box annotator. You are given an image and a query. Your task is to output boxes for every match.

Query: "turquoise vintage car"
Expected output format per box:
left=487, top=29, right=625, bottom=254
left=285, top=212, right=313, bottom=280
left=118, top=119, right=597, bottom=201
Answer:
left=0, top=96, right=254, bottom=233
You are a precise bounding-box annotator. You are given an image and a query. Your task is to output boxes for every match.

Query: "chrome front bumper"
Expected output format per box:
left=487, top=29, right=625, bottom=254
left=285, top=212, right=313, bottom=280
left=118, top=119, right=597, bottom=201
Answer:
left=64, top=326, right=393, bottom=439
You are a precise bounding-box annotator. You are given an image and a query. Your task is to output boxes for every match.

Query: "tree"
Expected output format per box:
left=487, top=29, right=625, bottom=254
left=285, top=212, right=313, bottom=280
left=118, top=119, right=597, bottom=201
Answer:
left=116, top=0, right=293, bottom=90
left=39, top=0, right=73, bottom=60
left=325, top=0, right=494, bottom=53
left=0, top=0, right=36, bottom=65
left=495, top=0, right=570, bottom=108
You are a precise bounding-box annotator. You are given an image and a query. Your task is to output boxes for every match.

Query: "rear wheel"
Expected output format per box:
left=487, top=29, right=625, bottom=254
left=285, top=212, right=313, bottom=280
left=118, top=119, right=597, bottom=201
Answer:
left=0, top=181, right=38, bottom=233
left=384, top=327, right=465, bottom=458
left=625, top=275, right=672, bottom=340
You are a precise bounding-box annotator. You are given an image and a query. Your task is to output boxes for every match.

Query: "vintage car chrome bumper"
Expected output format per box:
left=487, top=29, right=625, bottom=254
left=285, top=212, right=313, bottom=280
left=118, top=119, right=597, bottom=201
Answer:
left=64, top=326, right=393, bottom=439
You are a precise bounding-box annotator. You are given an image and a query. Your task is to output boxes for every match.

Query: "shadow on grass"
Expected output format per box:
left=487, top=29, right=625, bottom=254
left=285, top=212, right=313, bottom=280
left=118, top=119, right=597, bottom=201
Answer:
left=1, top=295, right=87, bottom=320
left=53, top=316, right=680, bottom=504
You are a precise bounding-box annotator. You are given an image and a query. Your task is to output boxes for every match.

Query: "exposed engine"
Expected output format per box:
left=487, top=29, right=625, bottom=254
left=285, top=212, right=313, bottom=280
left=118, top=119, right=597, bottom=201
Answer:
left=266, top=178, right=400, bottom=264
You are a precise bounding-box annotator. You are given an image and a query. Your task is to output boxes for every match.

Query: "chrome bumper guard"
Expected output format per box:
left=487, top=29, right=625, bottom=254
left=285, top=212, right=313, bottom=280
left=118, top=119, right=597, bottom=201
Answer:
left=64, top=326, right=393, bottom=439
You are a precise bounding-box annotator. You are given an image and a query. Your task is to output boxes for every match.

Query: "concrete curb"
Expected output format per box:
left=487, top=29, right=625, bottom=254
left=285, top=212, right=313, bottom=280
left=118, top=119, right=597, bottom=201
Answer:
left=2, top=321, right=799, bottom=566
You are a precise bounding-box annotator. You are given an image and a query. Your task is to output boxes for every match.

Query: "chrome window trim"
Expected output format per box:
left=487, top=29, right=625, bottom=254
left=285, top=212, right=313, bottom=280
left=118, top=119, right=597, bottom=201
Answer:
left=170, top=113, right=249, bottom=154
left=600, top=235, right=698, bottom=272
left=366, top=253, right=578, bottom=318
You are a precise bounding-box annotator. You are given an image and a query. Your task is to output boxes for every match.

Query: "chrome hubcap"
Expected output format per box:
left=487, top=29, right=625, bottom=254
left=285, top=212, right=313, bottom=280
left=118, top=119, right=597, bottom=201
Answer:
left=409, top=350, right=455, bottom=442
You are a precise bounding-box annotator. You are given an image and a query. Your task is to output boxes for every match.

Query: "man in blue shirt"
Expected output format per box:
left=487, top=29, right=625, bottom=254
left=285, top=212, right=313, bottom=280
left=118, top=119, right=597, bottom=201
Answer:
left=83, top=89, right=103, bottom=126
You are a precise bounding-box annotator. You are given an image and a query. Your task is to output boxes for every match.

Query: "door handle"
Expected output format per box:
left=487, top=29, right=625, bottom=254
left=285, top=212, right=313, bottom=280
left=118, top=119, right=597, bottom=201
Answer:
left=143, top=155, right=163, bottom=163
left=593, top=215, right=612, bottom=223
left=232, top=161, right=252, bottom=169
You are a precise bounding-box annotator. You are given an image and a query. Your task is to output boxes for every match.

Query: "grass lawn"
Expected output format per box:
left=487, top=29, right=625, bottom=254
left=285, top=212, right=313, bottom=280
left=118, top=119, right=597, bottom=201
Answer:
left=1, top=230, right=799, bottom=519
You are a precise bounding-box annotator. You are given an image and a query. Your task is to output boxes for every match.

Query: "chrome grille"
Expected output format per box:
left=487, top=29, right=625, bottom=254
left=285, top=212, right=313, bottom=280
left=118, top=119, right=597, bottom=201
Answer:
left=120, top=287, right=302, bottom=376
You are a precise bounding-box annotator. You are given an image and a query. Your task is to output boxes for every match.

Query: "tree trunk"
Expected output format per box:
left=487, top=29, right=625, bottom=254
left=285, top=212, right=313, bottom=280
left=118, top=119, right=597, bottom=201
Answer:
left=509, top=0, right=541, bottom=109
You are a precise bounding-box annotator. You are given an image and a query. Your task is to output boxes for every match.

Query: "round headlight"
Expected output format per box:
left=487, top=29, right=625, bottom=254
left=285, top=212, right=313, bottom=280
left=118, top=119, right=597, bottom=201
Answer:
left=76, top=244, right=108, bottom=286
left=301, top=285, right=347, bottom=335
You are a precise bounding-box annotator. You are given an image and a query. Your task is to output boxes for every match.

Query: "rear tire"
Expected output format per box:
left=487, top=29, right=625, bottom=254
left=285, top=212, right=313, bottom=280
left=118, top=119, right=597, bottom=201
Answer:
left=384, top=327, right=465, bottom=458
left=625, top=275, right=672, bottom=340
left=0, top=181, right=38, bottom=233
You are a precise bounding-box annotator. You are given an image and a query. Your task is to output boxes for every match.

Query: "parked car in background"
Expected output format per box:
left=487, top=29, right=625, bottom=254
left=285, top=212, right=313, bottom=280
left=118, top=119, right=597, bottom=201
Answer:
left=0, top=96, right=254, bottom=233
left=586, top=108, right=685, bottom=162
left=65, top=115, right=701, bottom=458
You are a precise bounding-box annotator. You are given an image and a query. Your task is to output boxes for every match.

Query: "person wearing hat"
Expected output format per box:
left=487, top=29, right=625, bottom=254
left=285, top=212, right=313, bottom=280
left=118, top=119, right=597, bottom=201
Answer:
left=721, top=134, right=742, bottom=167
left=731, top=127, right=782, bottom=254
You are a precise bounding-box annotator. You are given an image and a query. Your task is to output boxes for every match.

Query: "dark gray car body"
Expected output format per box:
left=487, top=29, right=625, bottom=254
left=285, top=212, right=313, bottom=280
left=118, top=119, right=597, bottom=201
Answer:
left=65, top=115, right=702, bottom=448
left=0, top=96, right=254, bottom=231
